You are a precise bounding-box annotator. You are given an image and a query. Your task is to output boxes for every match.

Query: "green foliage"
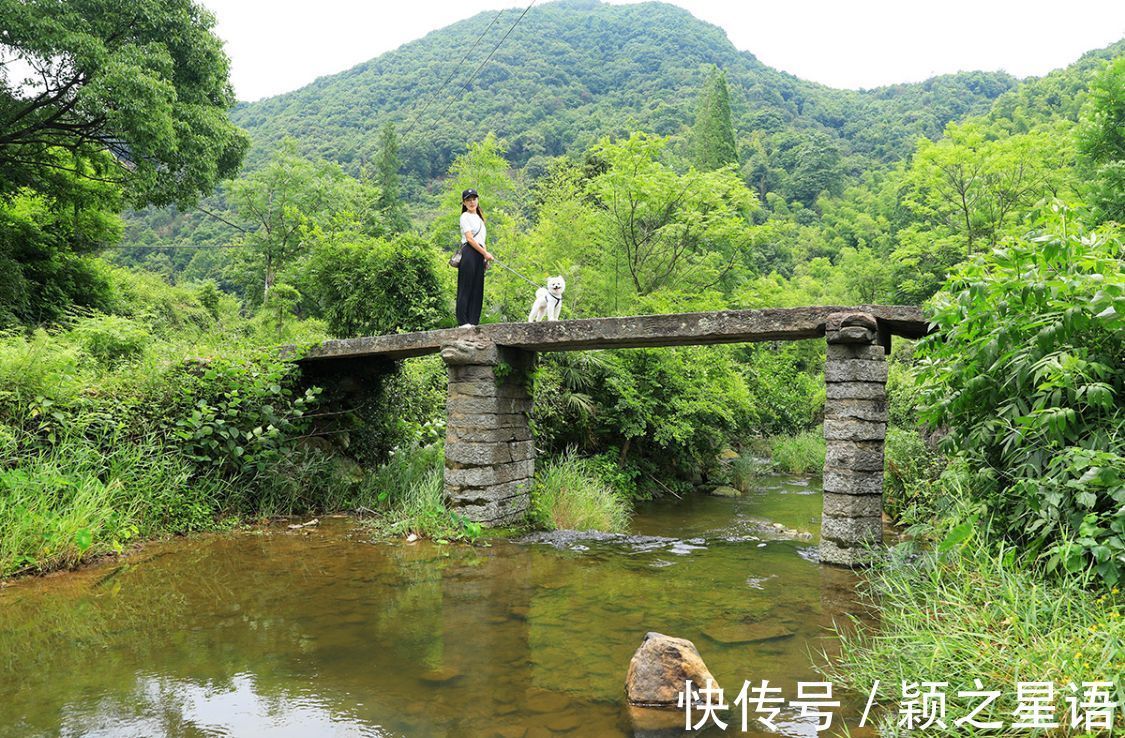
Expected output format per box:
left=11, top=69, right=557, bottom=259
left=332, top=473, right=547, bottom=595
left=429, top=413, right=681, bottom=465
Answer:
left=692, top=68, right=739, bottom=171
left=100, top=263, right=217, bottom=335
left=302, top=235, right=445, bottom=338
left=743, top=345, right=825, bottom=435
left=227, top=139, right=381, bottom=304
left=0, top=0, right=247, bottom=208
left=882, top=427, right=944, bottom=523
left=168, top=351, right=323, bottom=484
left=768, top=431, right=826, bottom=475
left=366, top=443, right=483, bottom=542
left=371, top=122, right=410, bottom=235
left=0, top=433, right=224, bottom=576
left=533, top=346, right=754, bottom=493
left=918, top=211, right=1125, bottom=586
left=68, top=314, right=150, bottom=366
left=901, top=121, right=1073, bottom=256
left=0, top=185, right=119, bottom=327
left=586, top=132, right=757, bottom=298
left=1077, top=56, right=1125, bottom=224
left=530, top=450, right=632, bottom=532
left=823, top=493, right=1125, bottom=737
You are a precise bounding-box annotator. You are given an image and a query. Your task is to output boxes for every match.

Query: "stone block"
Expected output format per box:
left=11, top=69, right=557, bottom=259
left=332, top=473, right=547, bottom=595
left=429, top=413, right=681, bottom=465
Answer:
left=449, top=364, right=505, bottom=383
left=825, top=360, right=888, bottom=384
left=826, top=311, right=878, bottom=332
left=441, top=337, right=501, bottom=366
left=445, top=412, right=530, bottom=429
left=444, top=458, right=534, bottom=487
left=446, top=425, right=532, bottom=444
left=445, top=441, right=518, bottom=466
left=448, top=488, right=530, bottom=525
left=825, top=382, right=886, bottom=400
left=826, top=325, right=877, bottom=344
left=447, top=395, right=532, bottom=416
left=447, top=478, right=532, bottom=504
left=827, top=344, right=885, bottom=361
left=822, top=492, right=883, bottom=518
left=823, top=469, right=884, bottom=495
left=446, top=381, right=529, bottom=399
left=819, top=538, right=882, bottom=567
left=824, top=441, right=884, bottom=471
left=824, top=418, right=886, bottom=441
left=824, top=398, right=888, bottom=423
left=821, top=514, right=883, bottom=546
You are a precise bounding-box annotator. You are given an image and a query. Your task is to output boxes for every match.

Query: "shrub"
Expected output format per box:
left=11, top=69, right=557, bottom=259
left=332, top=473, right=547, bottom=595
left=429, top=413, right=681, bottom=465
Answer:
left=301, top=234, right=445, bottom=338
left=531, top=451, right=631, bottom=532
left=740, top=344, right=825, bottom=436
left=533, top=346, right=754, bottom=494
left=918, top=211, right=1124, bottom=587
left=769, top=430, right=826, bottom=474
left=365, top=443, right=483, bottom=541
left=0, top=329, right=87, bottom=431
left=163, top=350, right=323, bottom=485
left=883, top=427, right=944, bottom=523
left=68, top=313, right=150, bottom=366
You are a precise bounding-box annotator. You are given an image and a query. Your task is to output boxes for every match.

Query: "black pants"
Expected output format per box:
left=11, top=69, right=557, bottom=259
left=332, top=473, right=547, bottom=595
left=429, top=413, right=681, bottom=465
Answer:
left=455, top=244, right=486, bottom=325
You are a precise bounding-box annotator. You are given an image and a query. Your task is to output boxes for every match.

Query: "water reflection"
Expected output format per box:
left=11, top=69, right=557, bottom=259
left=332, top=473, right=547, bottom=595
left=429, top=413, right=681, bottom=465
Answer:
left=0, top=475, right=876, bottom=737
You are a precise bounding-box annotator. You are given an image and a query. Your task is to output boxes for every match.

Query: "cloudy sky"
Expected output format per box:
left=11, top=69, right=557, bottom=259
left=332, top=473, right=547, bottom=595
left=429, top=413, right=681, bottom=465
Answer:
left=199, top=0, right=1125, bottom=102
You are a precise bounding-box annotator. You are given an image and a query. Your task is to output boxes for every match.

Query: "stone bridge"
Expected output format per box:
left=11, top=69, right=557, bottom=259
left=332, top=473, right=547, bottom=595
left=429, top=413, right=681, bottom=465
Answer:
left=298, top=306, right=931, bottom=566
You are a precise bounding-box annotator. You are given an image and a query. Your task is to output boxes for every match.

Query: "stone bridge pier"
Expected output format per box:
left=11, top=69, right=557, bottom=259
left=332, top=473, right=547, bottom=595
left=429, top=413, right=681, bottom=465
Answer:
left=440, top=336, right=536, bottom=525
left=820, top=312, right=888, bottom=566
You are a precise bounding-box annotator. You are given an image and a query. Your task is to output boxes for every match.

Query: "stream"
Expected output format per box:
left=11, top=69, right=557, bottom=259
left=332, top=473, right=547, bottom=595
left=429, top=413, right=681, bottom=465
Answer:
left=0, top=474, right=881, bottom=737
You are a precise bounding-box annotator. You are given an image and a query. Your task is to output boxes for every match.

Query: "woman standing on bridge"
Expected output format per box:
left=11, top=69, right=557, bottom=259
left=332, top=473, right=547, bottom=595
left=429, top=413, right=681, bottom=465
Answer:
left=456, top=188, right=494, bottom=327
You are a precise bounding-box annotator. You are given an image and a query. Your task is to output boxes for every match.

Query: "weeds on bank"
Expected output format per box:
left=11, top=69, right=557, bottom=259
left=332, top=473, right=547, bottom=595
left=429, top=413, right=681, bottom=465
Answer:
left=768, top=431, right=826, bottom=475
left=819, top=494, right=1125, bottom=736
left=0, top=433, right=226, bottom=576
left=364, top=443, right=484, bottom=542
left=530, top=450, right=631, bottom=532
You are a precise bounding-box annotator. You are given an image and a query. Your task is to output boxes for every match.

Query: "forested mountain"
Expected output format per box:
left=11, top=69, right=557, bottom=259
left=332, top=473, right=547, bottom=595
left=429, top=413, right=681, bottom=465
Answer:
left=229, top=0, right=1018, bottom=178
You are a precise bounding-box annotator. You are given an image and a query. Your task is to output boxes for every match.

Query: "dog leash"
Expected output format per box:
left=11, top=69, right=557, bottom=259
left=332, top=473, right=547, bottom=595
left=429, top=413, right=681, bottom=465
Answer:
left=491, top=258, right=542, bottom=290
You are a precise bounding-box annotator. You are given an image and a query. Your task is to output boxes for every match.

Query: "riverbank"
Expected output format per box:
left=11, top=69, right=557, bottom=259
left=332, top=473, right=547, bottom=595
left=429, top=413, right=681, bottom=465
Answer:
left=820, top=488, right=1125, bottom=735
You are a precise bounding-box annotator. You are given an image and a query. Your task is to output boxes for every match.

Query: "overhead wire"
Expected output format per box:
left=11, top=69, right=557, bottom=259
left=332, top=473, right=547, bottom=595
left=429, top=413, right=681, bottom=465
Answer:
left=398, top=8, right=508, bottom=142
left=426, top=0, right=537, bottom=131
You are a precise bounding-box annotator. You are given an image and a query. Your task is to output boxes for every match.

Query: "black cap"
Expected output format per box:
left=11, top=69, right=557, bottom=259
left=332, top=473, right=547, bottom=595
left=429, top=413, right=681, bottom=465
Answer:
left=461, top=188, right=478, bottom=200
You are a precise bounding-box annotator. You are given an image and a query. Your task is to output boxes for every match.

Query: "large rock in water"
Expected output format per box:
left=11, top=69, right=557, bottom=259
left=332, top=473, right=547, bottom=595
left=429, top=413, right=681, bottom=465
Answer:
left=625, top=632, right=720, bottom=707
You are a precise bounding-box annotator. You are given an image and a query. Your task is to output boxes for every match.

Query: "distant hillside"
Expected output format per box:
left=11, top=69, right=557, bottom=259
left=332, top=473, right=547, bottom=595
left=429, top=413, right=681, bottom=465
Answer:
left=230, top=0, right=1018, bottom=177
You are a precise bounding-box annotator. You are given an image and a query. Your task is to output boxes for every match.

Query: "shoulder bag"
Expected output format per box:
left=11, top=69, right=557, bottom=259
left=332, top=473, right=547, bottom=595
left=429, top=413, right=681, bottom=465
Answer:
left=449, top=218, right=483, bottom=268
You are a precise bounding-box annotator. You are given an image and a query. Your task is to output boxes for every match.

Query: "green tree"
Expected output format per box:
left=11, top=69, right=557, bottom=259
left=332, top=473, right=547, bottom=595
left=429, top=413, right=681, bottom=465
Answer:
left=301, top=235, right=443, bottom=338
left=588, top=133, right=757, bottom=299
left=372, top=122, right=410, bottom=234
left=227, top=140, right=379, bottom=302
left=692, top=68, right=739, bottom=171
left=438, top=133, right=521, bottom=249
left=0, top=0, right=248, bottom=207
left=902, top=121, right=1071, bottom=257
left=1076, top=56, right=1125, bottom=224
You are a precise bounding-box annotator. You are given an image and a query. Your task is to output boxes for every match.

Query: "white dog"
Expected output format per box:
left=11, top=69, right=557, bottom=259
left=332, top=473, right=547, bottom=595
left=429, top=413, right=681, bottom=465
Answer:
left=527, top=276, right=566, bottom=322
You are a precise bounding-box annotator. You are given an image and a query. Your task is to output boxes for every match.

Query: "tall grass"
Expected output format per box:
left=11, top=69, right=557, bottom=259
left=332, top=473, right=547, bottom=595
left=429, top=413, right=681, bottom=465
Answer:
left=363, top=443, right=484, bottom=540
left=531, top=451, right=631, bottom=532
left=769, top=430, right=826, bottom=474
left=820, top=494, right=1125, bottom=736
left=0, top=434, right=225, bottom=576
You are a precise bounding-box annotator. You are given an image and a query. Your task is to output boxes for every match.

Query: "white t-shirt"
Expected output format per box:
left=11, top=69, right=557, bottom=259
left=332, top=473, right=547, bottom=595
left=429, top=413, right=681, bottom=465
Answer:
left=460, top=212, right=486, bottom=246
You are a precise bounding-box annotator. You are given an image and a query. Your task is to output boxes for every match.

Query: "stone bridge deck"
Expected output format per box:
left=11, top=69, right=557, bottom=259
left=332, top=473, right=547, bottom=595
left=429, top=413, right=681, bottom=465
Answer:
left=299, top=306, right=929, bottom=362
left=297, top=306, right=932, bottom=567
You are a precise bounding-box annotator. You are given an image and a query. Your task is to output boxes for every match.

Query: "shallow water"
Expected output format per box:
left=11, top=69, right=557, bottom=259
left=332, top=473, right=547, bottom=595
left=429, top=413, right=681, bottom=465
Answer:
left=0, top=474, right=879, bottom=737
